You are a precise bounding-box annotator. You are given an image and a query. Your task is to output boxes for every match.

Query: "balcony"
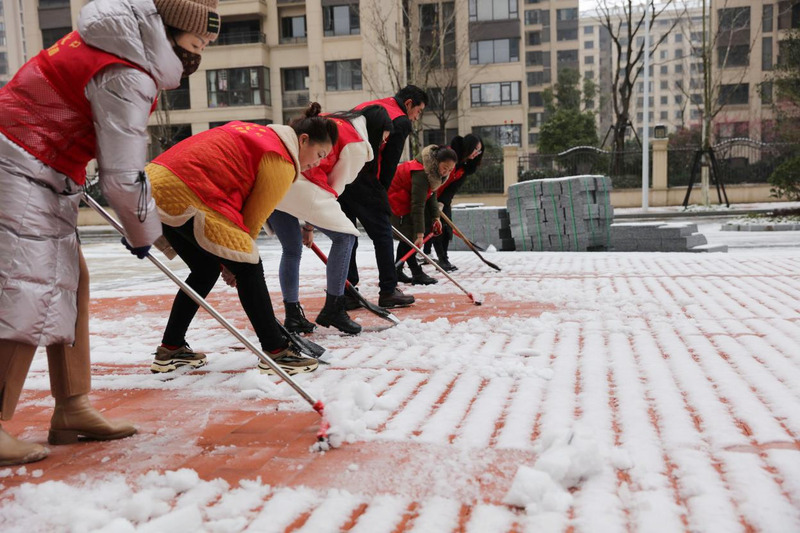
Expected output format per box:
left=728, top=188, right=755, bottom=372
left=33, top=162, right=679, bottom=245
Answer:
left=282, top=91, right=309, bottom=109
left=210, top=31, right=266, bottom=46
left=279, top=35, right=307, bottom=45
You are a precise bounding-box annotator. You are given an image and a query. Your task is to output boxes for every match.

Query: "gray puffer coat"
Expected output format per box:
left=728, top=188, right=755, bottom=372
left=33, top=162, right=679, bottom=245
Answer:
left=0, top=0, right=182, bottom=346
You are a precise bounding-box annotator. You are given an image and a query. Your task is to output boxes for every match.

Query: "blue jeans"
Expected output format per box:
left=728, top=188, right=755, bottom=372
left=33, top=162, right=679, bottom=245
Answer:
left=268, top=210, right=356, bottom=302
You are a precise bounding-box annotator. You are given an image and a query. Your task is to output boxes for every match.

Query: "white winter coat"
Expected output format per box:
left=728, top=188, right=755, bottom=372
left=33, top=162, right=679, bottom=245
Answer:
left=273, top=116, right=373, bottom=235
left=0, top=0, right=182, bottom=346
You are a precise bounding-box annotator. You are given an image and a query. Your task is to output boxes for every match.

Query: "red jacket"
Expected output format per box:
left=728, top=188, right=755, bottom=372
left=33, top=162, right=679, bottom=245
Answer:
left=0, top=31, right=154, bottom=184
left=387, top=160, right=429, bottom=217
left=354, top=97, right=406, bottom=179
left=153, top=122, right=294, bottom=232
left=302, top=117, right=363, bottom=197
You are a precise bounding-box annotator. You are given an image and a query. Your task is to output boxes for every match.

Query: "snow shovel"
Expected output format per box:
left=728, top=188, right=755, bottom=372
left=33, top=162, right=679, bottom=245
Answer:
left=439, top=212, right=501, bottom=272
left=83, top=194, right=331, bottom=442
left=309, top=242, right=400, bottom=325
left=391, top=226, right=482, bottom=306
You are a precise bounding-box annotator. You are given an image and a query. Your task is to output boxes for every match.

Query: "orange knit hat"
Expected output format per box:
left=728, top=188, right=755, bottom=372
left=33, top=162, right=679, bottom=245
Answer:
left=154, top=0, right=220, bottom=41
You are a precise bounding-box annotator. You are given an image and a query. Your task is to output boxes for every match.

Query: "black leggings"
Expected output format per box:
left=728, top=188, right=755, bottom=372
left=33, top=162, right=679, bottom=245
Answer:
left=160, top=220, right=285, bottom=352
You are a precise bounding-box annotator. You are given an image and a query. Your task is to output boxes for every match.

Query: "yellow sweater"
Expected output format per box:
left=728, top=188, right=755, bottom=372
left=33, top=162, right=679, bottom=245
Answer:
left=148, top=153, right=296, bottom=264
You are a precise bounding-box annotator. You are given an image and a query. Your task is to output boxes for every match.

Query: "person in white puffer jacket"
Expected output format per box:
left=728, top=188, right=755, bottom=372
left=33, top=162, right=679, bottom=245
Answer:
left=0, top=0, right=219, bottom=466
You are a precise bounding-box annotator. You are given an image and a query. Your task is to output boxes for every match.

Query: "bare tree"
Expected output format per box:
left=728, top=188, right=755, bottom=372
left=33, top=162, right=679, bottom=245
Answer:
left=596, top=0, right=683, bottom=171
left=361, top=0, right=484, bottom=148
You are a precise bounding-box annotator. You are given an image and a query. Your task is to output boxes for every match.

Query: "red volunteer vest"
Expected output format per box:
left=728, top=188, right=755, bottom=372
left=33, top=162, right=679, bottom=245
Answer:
left=0, top=31, right=156, bottom=184
left=387, top=160, right=429, bottom=217
left=154, top=122, right=295, bottom=232
left=302, top=117, right=364, bottom=198
left=354, top=97, right=406, bottom=179
left=437, top=166, right=465, bottom=194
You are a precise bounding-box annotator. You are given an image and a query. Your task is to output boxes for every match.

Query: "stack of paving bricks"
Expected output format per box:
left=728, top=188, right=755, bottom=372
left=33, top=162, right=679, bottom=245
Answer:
left=507, top=175, right=614, bottom=252
left=449, top=206, right=515, bottom=251
left=610, top=222, right=728, bottom=252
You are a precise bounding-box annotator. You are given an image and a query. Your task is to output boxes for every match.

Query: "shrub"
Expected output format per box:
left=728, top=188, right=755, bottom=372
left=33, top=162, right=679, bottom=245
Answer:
left=768, top=154, right=800, bottom=201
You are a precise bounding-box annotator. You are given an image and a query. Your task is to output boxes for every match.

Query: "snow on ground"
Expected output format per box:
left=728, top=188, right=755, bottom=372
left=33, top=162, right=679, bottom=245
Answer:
left=2, top=229, right=800, bottom=532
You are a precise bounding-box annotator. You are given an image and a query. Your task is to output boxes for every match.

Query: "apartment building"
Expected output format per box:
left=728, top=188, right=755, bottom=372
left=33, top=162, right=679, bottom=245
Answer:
left=711, top=0, right=799, bottom=142
left=523, top=0, right=581, bottom=147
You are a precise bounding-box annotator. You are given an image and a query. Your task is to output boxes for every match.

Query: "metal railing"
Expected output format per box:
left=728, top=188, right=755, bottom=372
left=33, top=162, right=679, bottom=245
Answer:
left=518, top=146, right=652, bottom=189
left=210, top=32, right=266, bottom=46
left=667, top=139, right=796, bottom=187
left=282, top=91, right=310, bottom=109
left=458, top=156, right=504, bottom=194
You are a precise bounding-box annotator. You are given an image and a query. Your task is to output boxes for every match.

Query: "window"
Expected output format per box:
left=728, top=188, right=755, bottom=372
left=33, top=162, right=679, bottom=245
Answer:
left=718, top=7, right=750, bottom=31
left=675, top=64, right=683, bottom=73
left=525, top=9, right=539, bottom=25
left=762, top=37, right=773, bottom=70
left=0, top=52, right=6, bottom=76
left=660, top=50, right=668, bottom=59
left=281, top=15, right=306, bottom=42
left=660, top=96, right=668, bottom=105
left=556, top=8, right=578, bottom=21
left=323, top=4, right=359, bottom=36
left=716, top=121, right=748, bottom=140
left=469, top=0, right=518, bottom=22
left=718, top=45, right=749, bottom=67
left=584, top=40, right=594, bottom=49
left=0, top=22, right=5, bottom=46
left=528, top=92, right=543, bottom=107
left=527, top=31, right=541, bottom=46
left=661, top=80, right=668, bottom=89
left=423, top=128, right=458, bottom=146
left=660, top=111, right=668, bottom=120
left=718, top=84, right=749, bottom=105
left=675, top=49, right=683, bottom=59
left=41, top=27, right=71, bottom=49
left=660, top=65, right=668, bottom=74
left=675, top=33, right=683, bottom=43
left=162, top=77, right=191, bottom=110
left=283, top=67, right=308, bottom=91
left=207, top=67, right=271, bottom=108
left=470, top=81, right=521, bottom=107
left=584, top=55, right=594, bottom=64
left=584, top=70, right=594, bottom=79
left=675, top=110, right=683, bottom=120
left=470, top=38, right=519, bottom=64
left=526, top=51, right=542, bottom=66
left=472, top=124, right=522, bottom=147
left=584, top=26, right=594, bottom=34
left=760, top=81, right=773, bottom=104
left=763, top=4, right=773, bottom=32
left=557, top=28, right=577, bottom=41
left=674, top=95, right=683, bottom=104
left=325, top=59, right=362, bottom=91
left=528, top=112, right=543, bottom=128
left=420, top=2, right=456, bottom=68
left=427, top=87, right=458, bottom=111
left=557, top=49, right=578, bottom=64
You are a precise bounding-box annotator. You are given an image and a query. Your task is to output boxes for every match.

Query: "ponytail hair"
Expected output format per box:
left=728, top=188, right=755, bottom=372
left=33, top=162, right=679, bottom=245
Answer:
left=290, top=102, right=339, bottom=146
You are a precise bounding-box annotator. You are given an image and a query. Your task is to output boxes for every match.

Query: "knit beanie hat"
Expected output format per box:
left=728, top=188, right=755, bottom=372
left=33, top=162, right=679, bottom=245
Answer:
left=154, top=0, right=220, bottom=41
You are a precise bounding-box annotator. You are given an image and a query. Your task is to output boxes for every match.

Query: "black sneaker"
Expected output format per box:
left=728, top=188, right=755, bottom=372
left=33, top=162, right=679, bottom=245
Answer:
left=378, top=287, right=415, bottom=308
left=151, top=344, right=207, bottom=373
left=258, top=345, right=319, bottom=375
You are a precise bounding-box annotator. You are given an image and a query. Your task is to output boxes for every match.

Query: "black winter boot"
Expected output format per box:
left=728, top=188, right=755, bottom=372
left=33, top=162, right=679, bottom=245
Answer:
left=396, top=265, right=413, bottom=284
left=284, top=301, right=316, bottom=334
left=316, top=293, right=362, bottom=334
left=408, top=258, right=437, bottom=285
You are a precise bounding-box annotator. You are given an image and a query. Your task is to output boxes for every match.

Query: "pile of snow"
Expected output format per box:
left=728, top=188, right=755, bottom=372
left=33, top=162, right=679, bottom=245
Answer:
left=312, top=379, right=392, bottom=451
left=504, top=426, right=604, bottom=514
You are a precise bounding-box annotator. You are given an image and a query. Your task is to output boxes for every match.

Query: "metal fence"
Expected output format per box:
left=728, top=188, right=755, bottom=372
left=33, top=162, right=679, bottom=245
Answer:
left=458, top=156, right=504, bottom=194
left=667, top=139, right=796, bottom=187
left=518, top=146, right=652, bottom=189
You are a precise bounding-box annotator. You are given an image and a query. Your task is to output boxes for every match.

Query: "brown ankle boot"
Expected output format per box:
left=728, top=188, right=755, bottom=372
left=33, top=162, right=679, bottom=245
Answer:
left=48, top=394, right=136, bottom=445
left=0, top=425, right=49, bottom=466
